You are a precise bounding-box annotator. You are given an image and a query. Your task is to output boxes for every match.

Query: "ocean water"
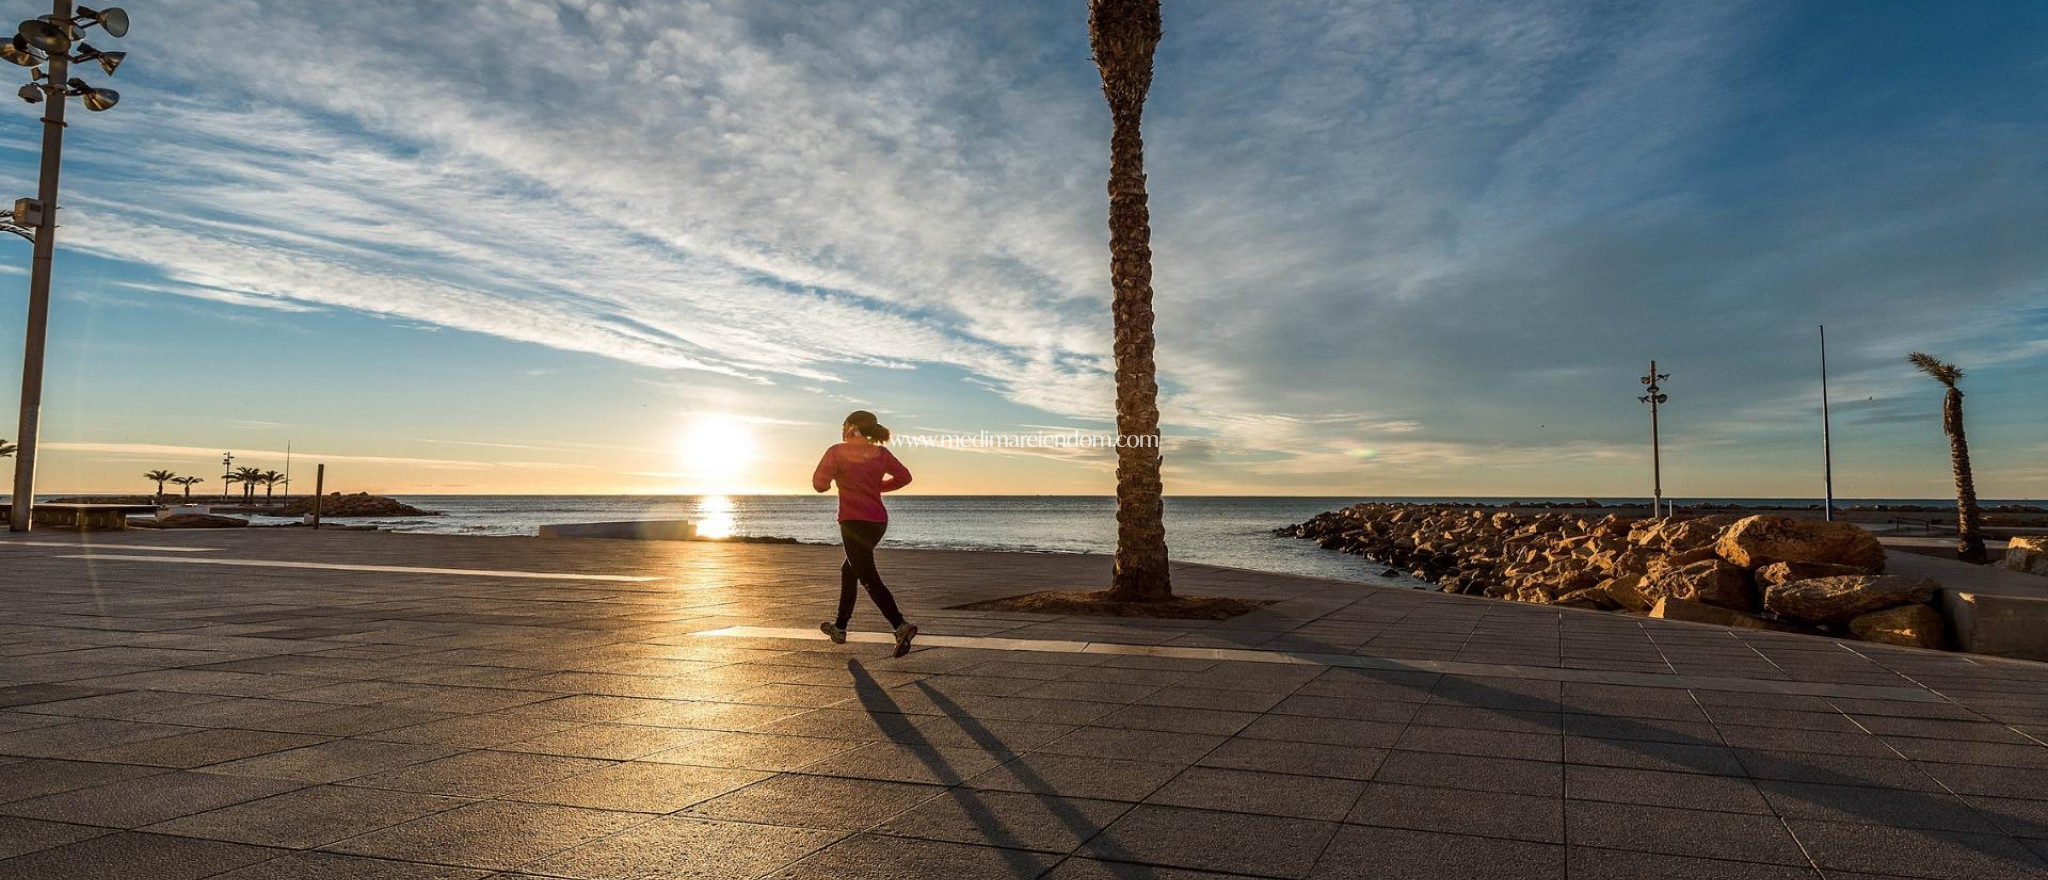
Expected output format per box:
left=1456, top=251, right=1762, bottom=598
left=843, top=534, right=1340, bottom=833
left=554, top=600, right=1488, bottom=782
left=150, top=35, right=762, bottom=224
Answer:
left=235, top=494, right=2036, bottom=586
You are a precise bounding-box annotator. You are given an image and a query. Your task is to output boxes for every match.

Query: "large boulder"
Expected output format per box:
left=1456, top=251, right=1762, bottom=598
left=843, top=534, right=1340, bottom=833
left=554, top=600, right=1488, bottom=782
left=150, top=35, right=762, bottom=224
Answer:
left=1755, top=561, right=1871, bottom=588
left=1645, top=559, right=1755, bottom=611
left=2003, top=536, right=2048, bottom=577
left=1763, top=575, right=1938, bottom=625
left=1649, top=597, right=1805, bottom=633
left=1598, top=574, right=1655, bottom=612
left=1847, top=604, right=1951, bottom=650
left=1715, top=516, right=1885, bottom=573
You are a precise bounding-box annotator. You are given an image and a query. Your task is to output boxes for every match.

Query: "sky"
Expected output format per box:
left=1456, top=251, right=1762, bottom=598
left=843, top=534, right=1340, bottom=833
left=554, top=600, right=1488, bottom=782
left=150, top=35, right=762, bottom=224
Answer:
left=0, top=0, right=2043, bottom=499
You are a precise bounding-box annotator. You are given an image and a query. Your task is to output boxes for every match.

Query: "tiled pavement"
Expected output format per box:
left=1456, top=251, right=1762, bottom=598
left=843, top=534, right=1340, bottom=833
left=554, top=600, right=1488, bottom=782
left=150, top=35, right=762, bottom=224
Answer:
left=2, top=529, right=2047, bottom=879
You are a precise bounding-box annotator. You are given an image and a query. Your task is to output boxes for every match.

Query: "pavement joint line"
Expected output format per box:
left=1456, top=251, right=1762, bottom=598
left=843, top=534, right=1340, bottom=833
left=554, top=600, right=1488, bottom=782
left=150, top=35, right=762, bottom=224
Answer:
left=697, top=625, right=1949, bottom=703
left=0, top=541, right=219, bottom=552
left=52, top=554, right=665, bottom=582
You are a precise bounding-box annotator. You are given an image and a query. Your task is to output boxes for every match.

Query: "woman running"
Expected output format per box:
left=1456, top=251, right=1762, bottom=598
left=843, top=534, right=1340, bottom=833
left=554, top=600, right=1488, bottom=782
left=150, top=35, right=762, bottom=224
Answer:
left=812, top=410, right=918, bottom=657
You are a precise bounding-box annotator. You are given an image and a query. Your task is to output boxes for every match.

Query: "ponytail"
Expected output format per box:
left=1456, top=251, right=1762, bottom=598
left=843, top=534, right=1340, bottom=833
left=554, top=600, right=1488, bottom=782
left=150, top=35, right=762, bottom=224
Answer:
left=844, top=410, right=891, bottom=444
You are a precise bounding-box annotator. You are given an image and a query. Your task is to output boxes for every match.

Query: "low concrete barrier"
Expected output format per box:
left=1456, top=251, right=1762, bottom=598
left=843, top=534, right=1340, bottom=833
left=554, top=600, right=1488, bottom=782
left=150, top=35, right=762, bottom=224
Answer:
left=1942, top=591, right=2048, bottom=662
left=538, top=520, right=697, bottom=541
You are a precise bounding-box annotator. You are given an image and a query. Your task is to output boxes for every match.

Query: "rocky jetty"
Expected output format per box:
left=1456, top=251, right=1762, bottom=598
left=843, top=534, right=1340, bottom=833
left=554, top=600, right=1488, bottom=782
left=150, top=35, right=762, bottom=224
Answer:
left=1281, top=504, right=1950, bottom=649
left=135, top=513, right=248, bottom=529
left=273, top=493, right=436, bottom=518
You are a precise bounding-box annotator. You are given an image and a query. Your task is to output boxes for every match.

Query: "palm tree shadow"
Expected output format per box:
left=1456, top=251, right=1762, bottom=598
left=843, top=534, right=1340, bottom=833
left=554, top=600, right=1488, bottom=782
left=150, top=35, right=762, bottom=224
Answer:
left=1217, top=612, right=2042, bottom=872
left=845, top=658, right=1160, bottom=878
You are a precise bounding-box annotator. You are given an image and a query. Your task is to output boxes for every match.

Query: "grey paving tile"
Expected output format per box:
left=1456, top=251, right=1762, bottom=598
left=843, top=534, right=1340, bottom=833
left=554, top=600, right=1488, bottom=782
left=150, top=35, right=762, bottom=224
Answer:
left=144, top=785, right=469, bottom=848
left=206, top=851, right=495, bottom=879
left=1347, top=782, right=1562, bottom=843
left=1042, top=857, right=1261, bottom=879
left=1147, top=767, right=1365, bottom=821
left=1197, top=738, right=1385, bottom=781
left=1787, top=818, right=2048, bottom=880
left=323, top=800, right=648, bottom=871
left=643, top=731, right=862, bottom=772
left=0, top=816, right=107, bottom=859
left=763, top=833, right=1060, bottom=880
left=0, top=759, right=166, bottom=804
left=1237, top=715, right=1403, bottom=749
left=66, top=727, right=330, bottom=768
left=1566, top=846, right=1820, bottom=879
left=1080, top=804, right=1337, bottom=879
left=0, top=770, right=304, bottom=828
left=1565, top=736, right=1746, bottom=776
left=799, top=741, right=1012, bottom=785
left=1564, top=765, right=1772, bottom=814
left=1310, top=824, right=1564, bottom=880
left=347, top=749, right=611, bottom=798
left=1759, top=780, right=1999, bottom=833
left=0, top=831, right=279, bottom=880
left=0, top=718, right=192, bottom=758
left=876, top=789, right=1132, bottom=853
left=508, top=760, right=768, bottom=812
left=686, top=774, right=944, bottom=830
left=1565, top=801, right=1809, bottom=866
left=522, top=815, right=842, bottom=880
left=1371, top=750, right=1562, bottom=797
left=206, top=739, right=462, bottom=783
left=1038, top=727, right=1227, bottom=764
left=965, top=752, right=1185, bottom=802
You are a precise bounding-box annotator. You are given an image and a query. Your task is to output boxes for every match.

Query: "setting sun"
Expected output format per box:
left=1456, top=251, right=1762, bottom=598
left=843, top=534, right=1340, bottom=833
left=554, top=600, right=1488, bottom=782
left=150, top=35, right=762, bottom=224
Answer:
left=678, top=416, right=756, bottom=493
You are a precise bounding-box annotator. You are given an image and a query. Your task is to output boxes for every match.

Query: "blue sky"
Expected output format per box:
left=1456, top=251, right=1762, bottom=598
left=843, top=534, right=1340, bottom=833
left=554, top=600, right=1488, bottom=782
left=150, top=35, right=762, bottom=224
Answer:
left=0, top=0, right=2043, bottom=498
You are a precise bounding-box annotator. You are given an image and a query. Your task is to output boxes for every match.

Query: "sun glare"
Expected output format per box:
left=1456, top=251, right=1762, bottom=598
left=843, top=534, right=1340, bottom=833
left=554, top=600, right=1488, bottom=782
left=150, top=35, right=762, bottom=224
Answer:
left=679, top=416, right=756, bottom=493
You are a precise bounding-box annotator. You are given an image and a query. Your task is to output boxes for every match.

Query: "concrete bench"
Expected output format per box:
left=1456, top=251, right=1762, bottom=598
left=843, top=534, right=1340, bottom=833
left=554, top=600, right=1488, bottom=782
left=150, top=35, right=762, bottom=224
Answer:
left=5, top=503, right=160, bottom=531
left=538, top=520, right=697, bottom=541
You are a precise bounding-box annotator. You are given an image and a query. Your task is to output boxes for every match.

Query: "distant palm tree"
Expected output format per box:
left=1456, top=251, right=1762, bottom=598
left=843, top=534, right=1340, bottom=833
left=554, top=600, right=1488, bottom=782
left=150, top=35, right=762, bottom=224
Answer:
left=233, top=466, right=265, bottom=503
left=0, top=438, right=15, bottom=458
left=1909, top=352, right=1987, bottom=563
left=258, top=470, right=286, bottom=502
left=170, top=475, right=204, bottom=500
left=1092, top=0, right=1172, bottom=602
left=143, top=469, right=176, bottom=501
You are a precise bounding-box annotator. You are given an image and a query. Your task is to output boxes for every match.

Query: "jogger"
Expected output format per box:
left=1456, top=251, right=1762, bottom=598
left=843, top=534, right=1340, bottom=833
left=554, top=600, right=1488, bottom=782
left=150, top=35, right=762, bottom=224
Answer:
left=813, top=410, right=918, bottom=656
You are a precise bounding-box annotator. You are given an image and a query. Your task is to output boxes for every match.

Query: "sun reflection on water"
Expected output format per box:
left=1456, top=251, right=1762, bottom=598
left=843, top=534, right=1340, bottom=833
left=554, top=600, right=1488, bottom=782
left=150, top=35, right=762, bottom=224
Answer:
left=695, top=495, right=736, bottom=540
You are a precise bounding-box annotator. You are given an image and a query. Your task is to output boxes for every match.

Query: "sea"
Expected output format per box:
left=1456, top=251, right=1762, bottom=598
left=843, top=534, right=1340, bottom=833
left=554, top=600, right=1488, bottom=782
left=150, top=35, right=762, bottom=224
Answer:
left=228, top=494, right=2035, bottom=586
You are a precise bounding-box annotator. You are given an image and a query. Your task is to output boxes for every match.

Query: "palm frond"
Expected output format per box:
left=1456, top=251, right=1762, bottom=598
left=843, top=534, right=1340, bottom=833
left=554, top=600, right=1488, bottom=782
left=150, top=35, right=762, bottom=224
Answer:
left=1908, top=352, right=1963, bottom=387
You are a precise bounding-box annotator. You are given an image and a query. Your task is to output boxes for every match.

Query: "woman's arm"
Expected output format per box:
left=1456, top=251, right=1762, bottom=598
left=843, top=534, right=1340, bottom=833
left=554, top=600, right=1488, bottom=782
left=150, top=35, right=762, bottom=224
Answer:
left=811, top=447, right=837, bottom=493
left=879, top=449, right=913, bottom=492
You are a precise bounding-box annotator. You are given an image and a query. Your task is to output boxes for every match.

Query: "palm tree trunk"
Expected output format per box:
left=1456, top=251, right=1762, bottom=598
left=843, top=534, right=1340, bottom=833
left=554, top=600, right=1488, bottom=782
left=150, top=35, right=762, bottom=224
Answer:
left=1093, top=0, right=1171, bottom=602
left=1944, top=387, right=1987, bottom=563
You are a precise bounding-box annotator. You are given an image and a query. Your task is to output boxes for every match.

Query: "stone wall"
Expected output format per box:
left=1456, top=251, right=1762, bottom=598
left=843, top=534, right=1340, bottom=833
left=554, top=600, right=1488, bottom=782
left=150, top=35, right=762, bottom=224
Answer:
left=1281, top=504, right=1949, bottom=649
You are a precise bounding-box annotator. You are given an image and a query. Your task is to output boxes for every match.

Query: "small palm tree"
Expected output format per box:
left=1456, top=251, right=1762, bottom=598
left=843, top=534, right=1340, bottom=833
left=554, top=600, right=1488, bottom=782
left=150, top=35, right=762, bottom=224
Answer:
left=1909, top=352, right=1987, bottom=563
left=258, top=470, right=286, bottom=502
left=143, top=469, right=176, bottom=501
left=0, top=438, right=14, bottom=458
left=170, top=475, right=204, bottom=500
left=233, top=466, right=266, bottom=502
left=1092, top=0, right=1172, bottom=602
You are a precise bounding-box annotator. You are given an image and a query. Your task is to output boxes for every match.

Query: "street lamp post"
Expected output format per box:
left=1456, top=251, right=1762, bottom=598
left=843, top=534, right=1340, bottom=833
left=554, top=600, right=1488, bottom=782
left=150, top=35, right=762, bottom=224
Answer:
left=4, top=1, right=129, bottom=532
left=1638, top=361, right=1670, bottom=517
left=220, top=452, right=234, bottom=503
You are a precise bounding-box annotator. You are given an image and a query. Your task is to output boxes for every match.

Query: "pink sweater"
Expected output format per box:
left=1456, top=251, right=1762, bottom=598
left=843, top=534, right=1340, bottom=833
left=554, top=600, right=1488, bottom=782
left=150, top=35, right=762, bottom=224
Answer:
left=812, top=443, right=912, bottom=522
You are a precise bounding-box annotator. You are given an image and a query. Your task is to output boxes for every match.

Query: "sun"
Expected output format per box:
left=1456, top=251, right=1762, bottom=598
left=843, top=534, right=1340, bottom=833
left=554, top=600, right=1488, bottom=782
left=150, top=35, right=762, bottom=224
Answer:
left=678, top=416, right=756, bottom=492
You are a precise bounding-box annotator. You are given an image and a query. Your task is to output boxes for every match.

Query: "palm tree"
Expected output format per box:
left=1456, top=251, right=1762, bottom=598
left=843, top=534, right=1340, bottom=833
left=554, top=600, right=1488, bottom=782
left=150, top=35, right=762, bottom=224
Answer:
left=1909, top=352, right=1987, bottom=563
left=0, top=438, right=14, bottom=458
left=143, top=469, right=176, bottom=501
left=258, top=470, right=286, bottom=503
left=1092, top=0, right=1172, bottom=602
left=170, top=475, right=204, bottom=500
left=233, top=466, right=265, bottom=503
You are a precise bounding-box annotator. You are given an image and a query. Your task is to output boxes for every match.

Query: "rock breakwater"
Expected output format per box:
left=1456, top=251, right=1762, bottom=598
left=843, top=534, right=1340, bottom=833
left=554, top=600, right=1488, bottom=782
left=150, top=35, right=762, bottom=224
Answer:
left=1281, top=503, right=1950, bottom=649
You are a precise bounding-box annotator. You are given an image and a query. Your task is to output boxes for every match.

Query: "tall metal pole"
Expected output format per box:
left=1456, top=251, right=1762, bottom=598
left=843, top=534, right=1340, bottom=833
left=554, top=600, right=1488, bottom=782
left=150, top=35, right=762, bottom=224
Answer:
left=7, top=0, right=74, bottom=532
left=1819, top=326, right=1834, bottom=522
left=1649, top=363, right=1663, bottom=517
left=1639, top=361, right=1669, bottom=517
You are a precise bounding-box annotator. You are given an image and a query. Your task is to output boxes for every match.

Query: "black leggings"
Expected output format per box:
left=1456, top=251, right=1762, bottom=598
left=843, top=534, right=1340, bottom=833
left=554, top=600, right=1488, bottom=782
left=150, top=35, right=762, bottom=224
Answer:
left=837, top=520, right=904, bottom=629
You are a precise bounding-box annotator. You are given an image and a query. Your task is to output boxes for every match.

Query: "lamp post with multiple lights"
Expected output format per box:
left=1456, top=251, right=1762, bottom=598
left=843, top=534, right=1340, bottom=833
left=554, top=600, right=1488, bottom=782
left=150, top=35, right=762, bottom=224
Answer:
left=1638, top=362, right=1670, bottom=517
left=3, top=1, right=128, bottom=531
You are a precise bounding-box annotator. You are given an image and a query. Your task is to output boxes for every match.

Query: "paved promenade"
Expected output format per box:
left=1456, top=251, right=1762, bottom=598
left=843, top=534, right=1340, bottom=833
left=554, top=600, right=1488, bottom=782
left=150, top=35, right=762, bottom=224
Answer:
left=3, top=529, right=2047, bottom=879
